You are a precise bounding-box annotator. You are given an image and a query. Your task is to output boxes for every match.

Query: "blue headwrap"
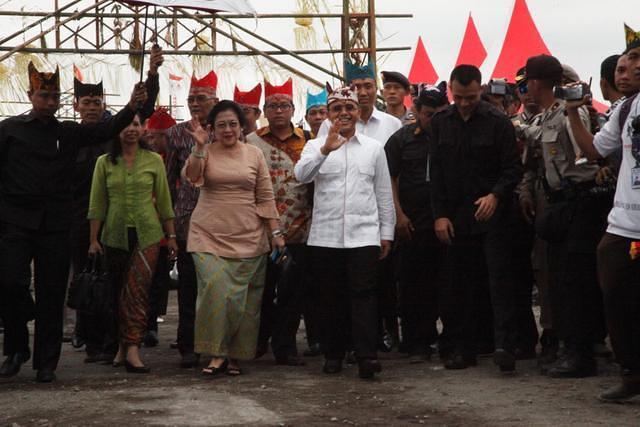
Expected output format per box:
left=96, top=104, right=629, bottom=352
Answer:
left=344, top=59, right=376, bottom=84
left=306, top=88, right=328, bottom=112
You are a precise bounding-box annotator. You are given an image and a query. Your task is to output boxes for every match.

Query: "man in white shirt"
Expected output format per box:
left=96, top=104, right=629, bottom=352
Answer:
left=294, top=85, right=395, bottom=380
left=316, top=60, right=402, bottom=145
left=565, top=23, right=640, bottom=403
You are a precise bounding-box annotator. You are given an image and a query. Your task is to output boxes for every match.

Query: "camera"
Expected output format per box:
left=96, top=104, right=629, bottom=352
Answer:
left=487, top=78, right=508, bottom=96
left=554, top=83, right=591, bottom=101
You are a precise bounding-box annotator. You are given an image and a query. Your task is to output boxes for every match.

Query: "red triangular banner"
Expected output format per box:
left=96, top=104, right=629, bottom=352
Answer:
left=405, top=36, right=439, bottom=108
left=408, top=36, right=438, bottom=84
left=455, top=13, right=487, bottom=68
left=491, top=0, right=550, bottom=81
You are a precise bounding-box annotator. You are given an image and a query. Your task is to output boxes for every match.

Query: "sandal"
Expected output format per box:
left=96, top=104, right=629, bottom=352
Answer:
left=202, top=358, right=228, bottom=377
left=226, top=366, right=243, bottom=376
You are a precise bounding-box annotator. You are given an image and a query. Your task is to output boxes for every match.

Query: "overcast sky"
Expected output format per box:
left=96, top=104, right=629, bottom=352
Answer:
left=1, top=0, right=638, bottom=119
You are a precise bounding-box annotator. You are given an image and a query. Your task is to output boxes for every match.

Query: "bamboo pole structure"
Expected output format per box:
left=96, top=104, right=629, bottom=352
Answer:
left=0, top=0, right=110, bottom=62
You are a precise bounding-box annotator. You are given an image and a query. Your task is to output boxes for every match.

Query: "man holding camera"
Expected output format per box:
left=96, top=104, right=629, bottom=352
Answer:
left=525, top=54, right=609, bottom=378
left=563, top=24, right=640, bottom=402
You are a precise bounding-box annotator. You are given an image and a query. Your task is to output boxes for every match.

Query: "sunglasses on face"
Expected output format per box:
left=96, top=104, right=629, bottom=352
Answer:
left=517, top=84, right=528, bottom=95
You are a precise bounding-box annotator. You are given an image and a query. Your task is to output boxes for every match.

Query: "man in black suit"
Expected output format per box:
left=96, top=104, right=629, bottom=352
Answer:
left=0, top=61, right=145, bottom=383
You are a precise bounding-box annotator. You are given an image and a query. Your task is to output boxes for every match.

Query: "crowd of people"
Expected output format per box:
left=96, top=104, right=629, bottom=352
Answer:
left=0, top=22, right=639, bottom=404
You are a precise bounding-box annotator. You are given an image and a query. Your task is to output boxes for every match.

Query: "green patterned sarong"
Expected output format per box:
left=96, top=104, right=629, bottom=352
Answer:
left=192, top=252, right=267, bottom=360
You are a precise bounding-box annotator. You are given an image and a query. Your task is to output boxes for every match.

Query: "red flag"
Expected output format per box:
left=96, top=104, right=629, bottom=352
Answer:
left=408, top=37, right=438, bottom=84
left=405, top=37, right=439, bottom=108
left=491, top=0, right=551, bottom=81
left=73, top=64, right=83, bottom=82
left=455, top=13, right=487, bottom=68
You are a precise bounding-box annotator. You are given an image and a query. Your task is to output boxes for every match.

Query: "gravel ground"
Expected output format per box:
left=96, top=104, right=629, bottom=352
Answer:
left=1, top=293, right=639, bottom=426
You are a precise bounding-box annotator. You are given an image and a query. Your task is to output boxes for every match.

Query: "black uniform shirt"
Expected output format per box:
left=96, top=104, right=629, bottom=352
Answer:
left=430, top=101, right=522, bottom=235
left=0, top=106, right=135, bottom=231
left=385, top=122, right=434, bottom=230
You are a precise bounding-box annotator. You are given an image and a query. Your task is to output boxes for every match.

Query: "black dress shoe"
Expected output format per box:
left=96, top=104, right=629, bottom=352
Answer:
left=493, top=349, right=516, bottom=373
left=71, top=335, right=85, bottom=349
left=83, top=353, right=103, bottom=364
left=358, top=359, right=382, bottom=379
left=345, top=351, right=357, bottom=365
left=323, top=359, right=343, bottom=374
left=275, top=355, right=306, bottom=366
left=35, top=370, right=56, bottom=383
left=143, top=331, right=159, bottom=348
left=125, top=360, right=150, bottom=374
left=180, top=353, right=200, bottom=369
left=599, top=372, right=640, bottom=403
left=0, top=352, right=30, bottom=378
left=547, top=355, right=596, bottom=378
left=169, top=341, right=179, bottom=350
left=443, top=353, right=476, bottom=370
left=303, top=343, right=321, bottom=357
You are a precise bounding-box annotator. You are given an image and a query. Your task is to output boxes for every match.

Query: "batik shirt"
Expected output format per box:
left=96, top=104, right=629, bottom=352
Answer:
left=246, top=125, right=312, bottom=245
left=166, top=121, right=212, bottom=241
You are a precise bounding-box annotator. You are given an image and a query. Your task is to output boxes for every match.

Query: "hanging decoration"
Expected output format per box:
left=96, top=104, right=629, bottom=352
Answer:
left=129, top=9, right=143, bottom=72
left=293, top=0, right=317, bottom=50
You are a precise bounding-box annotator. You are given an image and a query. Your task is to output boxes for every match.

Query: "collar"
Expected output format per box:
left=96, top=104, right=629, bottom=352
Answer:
left=360, top=107, right=383, bottom=125
left=256, top=123, right=305, bottom=141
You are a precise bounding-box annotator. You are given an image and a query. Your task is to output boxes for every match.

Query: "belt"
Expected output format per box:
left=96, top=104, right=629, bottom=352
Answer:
left=546, top=180, right=597, bottom=203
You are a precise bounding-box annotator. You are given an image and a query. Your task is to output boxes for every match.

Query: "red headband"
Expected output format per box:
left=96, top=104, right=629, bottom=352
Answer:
left=265, top=77, right=293, bottom=99
left=234, top=83, right=262, bottom=108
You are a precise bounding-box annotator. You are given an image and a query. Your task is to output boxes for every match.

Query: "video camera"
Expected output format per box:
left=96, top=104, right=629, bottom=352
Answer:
left=487, top=78, right=509, bottom=96
left=553, top=78, right=592, bottom=101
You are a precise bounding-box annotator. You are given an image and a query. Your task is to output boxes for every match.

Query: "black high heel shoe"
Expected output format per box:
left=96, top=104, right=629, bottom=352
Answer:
left=124, top=360, right=150, bottom=374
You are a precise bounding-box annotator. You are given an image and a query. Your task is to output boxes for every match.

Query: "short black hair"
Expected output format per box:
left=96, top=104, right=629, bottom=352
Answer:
left=207, top=100, right=246, bottom=129
left=601, top=54, right=621, bottom=89
left=450, top=64, right=482, bottom=86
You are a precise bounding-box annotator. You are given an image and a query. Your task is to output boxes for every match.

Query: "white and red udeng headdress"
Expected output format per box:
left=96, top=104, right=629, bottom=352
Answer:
left=326, top=82, right=359, bottom=106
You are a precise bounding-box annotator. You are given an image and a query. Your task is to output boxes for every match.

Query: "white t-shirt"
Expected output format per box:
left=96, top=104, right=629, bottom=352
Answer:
left=593, top=95, right=640, bottom=239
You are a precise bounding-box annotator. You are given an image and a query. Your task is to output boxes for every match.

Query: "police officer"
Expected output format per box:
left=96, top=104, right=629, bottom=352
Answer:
left=514, top=67, right=560, bottom=365
left=525, top=54, right=609, bottom=378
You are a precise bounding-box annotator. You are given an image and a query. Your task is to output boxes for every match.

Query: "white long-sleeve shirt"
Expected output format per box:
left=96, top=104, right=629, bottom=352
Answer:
left=316, top=108, right=402, bottom=145
left=294, top=132, right=396, bottom=248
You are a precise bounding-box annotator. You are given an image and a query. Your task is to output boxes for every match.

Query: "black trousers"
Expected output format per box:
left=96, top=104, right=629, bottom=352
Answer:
left=71, top=241, right=117, bottom=357
left=439, top=225, right=516, bottom=358
left=268, top=244, right=312, bottom=357
left=312, top=246, right=379, bottom=361
left=259, top=244, right=320, bottom=354
left=0, top=222, right=69, bottom=371
left=598, top=233, right=640, bottom=372
left=176, top=239, right=197, bottom=355
left=508, top=200, right=539, bottom=352
left=546, top=196, right=608, bottom=356
left=148, top=246, right=170, bottom=332
left=398, top=230, right=442, bottom=355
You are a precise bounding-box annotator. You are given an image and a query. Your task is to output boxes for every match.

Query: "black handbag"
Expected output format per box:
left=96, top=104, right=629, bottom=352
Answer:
left=67, top=254, right=112, bottom=316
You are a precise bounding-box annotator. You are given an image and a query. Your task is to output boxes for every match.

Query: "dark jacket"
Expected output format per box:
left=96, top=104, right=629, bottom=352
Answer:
left=0, top=106, right=136, bottom=231
left=430, top=101, right=522, bottom=235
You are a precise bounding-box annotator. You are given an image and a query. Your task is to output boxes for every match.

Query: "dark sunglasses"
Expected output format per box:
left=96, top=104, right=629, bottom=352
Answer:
left=517, top=84, right=528, bottom=95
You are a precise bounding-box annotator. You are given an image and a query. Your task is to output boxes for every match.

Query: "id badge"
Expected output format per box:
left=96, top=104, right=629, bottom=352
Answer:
left=632, top=167, right=640, bottom=189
